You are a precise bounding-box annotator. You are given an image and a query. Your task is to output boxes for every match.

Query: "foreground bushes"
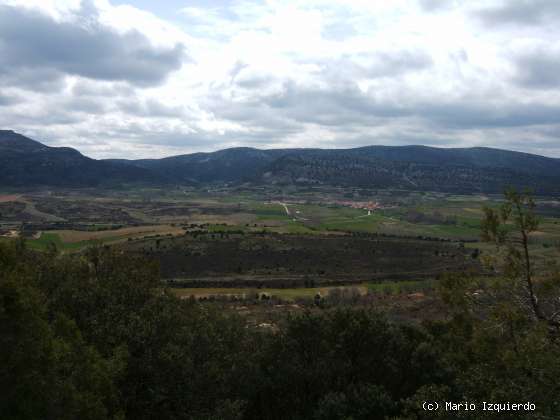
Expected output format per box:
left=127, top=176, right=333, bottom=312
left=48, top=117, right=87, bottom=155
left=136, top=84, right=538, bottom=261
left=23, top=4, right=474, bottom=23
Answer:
left=1, top=241, right=559, bottom=419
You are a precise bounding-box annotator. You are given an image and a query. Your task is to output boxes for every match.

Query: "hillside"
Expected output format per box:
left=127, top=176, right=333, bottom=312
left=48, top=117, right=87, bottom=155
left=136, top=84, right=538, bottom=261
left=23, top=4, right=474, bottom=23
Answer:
left=0, top=130, right=158, bottom=187
left=129, top=145, right=560, bottom=194
left=253, top=147, right=560, bottom=194
left=2, top=130, right=560, bottom=193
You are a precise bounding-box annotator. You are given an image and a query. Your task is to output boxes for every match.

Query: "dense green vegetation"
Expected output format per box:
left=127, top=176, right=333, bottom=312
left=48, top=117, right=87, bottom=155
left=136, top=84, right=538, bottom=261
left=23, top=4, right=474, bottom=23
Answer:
left=130, top=232, right=475, bottom=288
left=25, top=233, right=98, bottom=252
left=0, top=267, right=557, bottom=417
left=1, top=191, right=559, bottom=419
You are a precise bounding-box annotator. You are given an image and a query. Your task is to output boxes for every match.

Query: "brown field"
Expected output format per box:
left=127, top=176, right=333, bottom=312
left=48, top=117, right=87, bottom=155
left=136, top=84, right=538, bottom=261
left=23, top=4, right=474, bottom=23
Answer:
left=54, top=225, right=185, bottom=243
left=0, top=194, right=21, bottom=203
left=164, top=213, right=256, bottom=225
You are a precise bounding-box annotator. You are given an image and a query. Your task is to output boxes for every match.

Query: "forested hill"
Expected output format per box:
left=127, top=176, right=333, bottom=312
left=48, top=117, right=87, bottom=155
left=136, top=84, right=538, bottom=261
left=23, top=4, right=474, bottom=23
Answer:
left=2, top=130, right=560, bottom=193
left=0, top=130, right=158, bottom=187
left=131, top=145, right=560, bottom=193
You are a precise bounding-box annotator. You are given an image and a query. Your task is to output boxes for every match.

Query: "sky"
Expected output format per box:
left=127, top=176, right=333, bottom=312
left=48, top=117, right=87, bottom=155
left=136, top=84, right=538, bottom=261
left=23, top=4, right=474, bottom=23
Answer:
left=0, top=0, right=559, bottom=159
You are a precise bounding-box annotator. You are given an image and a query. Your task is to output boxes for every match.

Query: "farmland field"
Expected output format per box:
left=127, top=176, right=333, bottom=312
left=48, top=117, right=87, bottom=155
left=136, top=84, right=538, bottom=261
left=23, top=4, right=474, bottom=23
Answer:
left=170, top=279, right=436, bottom=301
left=2, top=186, right=559, bottom=294
left=126, top=232, right=478, bottom=288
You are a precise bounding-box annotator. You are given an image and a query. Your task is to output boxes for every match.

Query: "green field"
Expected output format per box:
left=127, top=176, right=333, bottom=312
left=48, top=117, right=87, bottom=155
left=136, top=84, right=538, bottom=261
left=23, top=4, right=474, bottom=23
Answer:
left=4, top=188, right=560, bottom=256
left=171, top=279, right=437, bottom=301
left=26, top=233, right=97, bottom=251
left=366, top=279, right=437, bottom=294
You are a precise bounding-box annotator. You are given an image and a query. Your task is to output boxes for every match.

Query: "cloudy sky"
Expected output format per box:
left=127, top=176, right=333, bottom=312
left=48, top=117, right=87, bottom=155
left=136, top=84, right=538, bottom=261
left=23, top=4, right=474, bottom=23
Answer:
left=1, top=0, right=559, bottom=159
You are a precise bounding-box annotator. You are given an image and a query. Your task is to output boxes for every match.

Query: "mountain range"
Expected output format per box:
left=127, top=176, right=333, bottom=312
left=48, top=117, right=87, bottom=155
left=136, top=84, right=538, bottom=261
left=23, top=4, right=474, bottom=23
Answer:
left=1, top=130, right=559, bottom=194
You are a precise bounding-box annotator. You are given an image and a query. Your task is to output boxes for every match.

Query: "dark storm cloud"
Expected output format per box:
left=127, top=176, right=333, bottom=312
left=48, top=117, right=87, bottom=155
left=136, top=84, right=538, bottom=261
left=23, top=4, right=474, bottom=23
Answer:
left=475, top=0, right=560, bottom=26
left=0, top=3, right=187, bottom=89
left=512, top=49, right=560, bottom=89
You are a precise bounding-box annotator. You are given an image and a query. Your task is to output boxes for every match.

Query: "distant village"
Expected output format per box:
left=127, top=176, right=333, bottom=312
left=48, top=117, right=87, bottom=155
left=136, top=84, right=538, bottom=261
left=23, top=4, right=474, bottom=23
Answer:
left=336, top=201, right=381, bottom=210
left=335, top=201, right=384, bottom=214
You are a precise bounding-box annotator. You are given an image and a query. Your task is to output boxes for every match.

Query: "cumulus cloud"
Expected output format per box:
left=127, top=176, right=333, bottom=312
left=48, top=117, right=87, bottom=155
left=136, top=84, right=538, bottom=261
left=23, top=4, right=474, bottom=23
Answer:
left=117, top=98, right=186, bottom=118
left=0, top=0, right=559, bottom=158
left=211, top=78, right=560, bottom=133
left=474, top=0, right=560, bottom=26
left=313, top=50, right=433, bottom=87
left=513, top=49, right=560, bottom=89
left=418, top=0, right=456, bottom=12
left=0, top=2, right=186, bottom=88
left=0, top=91, right=21, bottom=106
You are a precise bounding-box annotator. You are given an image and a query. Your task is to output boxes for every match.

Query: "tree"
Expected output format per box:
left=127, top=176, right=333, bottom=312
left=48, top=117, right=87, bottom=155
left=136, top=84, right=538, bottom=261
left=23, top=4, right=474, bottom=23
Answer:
left=480, top=188, right=560, bottom=331
left=0, top=244, right=122, bottom=420
left=434, top=189, right=560, bottom=419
